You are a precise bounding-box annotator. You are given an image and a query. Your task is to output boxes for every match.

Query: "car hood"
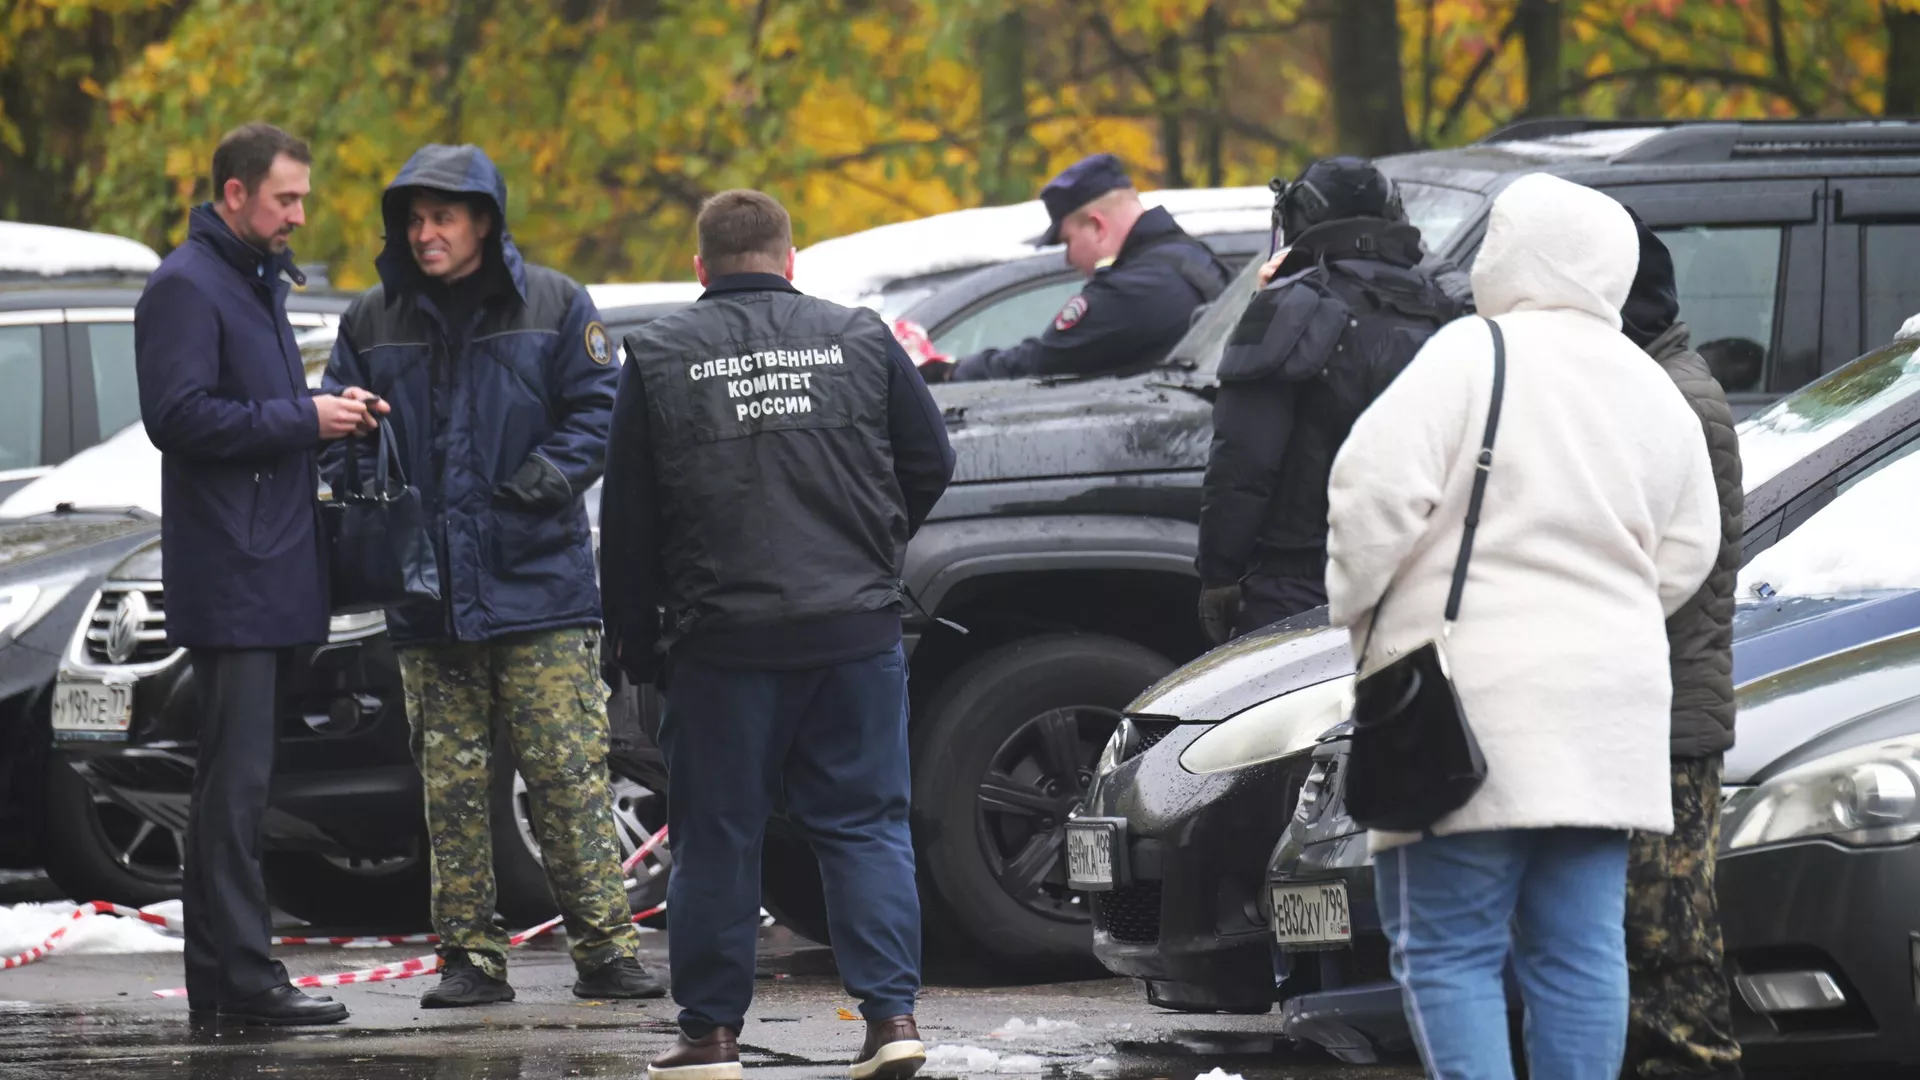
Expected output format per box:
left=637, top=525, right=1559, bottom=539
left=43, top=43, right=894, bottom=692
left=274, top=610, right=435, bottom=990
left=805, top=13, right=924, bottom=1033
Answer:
left=934, top=373, right=1212, bottom=484
left=1728, top=623, right=1920, bottom=785
left=0, top=424, right=161, bottom=520
left=1126, top=608, right=1352, bottom=723
left=0, top=516, right=154, bottom=577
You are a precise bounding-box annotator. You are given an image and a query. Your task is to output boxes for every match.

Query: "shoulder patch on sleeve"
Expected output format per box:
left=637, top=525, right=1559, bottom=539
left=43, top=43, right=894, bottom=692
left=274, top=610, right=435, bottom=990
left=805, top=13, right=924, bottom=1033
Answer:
left=585, top=321, right=612, bottom=365
left=1053, top=294, right=1089, bottom=332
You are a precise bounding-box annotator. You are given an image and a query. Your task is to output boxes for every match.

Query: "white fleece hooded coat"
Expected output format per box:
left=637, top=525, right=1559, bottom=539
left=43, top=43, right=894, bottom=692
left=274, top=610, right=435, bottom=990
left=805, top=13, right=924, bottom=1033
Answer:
left=1325, top=173, right=1719, bottom=848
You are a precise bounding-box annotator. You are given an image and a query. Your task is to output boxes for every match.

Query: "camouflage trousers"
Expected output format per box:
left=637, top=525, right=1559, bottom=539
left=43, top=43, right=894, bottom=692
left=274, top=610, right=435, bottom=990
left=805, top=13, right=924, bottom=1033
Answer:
left=399, top=627, right=640, bottom=980
left=1624, top=755, right=1743, bottom=1077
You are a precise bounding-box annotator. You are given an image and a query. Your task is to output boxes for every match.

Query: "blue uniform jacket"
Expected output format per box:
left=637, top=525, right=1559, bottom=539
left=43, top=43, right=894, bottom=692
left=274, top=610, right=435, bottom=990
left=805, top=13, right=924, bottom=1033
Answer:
left=135, top=205, right=330, bottom=649
left=322, top=145, right=616, bottom=645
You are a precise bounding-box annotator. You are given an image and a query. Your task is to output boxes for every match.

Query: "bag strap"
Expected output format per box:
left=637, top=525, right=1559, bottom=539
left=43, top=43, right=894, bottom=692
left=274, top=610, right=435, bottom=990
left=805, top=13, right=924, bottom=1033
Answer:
left=1443, top=317, right=1506, bottom=625
left=1353, top=316, right=1505, bottom=668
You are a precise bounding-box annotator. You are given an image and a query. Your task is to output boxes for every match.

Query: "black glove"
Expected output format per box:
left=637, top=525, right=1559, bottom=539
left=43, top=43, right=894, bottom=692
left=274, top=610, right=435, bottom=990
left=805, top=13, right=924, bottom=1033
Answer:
left=918, top=359, right=954, bottom=384
left=493, top=455, right=572, bottom=513
left=1198, top=584, right=1242, bottom=646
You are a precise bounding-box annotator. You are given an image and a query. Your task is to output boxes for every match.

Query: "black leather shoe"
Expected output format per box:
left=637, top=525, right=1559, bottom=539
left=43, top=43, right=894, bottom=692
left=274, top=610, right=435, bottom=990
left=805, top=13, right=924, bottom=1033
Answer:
left=573, top=955, right=668, bottom=1000
left=421, top=955, right=515, bottom=1008
left=219, top=984, right=349, bottom=1026
left=647, top=1027, right=742, bottom=1080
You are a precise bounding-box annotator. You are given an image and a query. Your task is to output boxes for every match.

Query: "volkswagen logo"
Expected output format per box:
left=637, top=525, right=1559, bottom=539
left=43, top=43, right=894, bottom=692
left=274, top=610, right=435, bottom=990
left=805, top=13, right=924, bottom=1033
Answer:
left=106, top=591, right=148, bottom=666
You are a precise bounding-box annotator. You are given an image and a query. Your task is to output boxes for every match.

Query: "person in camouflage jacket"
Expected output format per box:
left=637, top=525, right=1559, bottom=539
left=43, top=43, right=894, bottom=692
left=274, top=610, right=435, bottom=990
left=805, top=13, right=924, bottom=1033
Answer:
left=1619, top=210, right=1745, bottom=1080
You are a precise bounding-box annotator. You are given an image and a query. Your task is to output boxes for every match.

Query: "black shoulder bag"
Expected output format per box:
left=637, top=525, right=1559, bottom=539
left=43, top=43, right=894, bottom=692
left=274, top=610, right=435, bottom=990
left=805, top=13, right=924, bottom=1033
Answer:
left=1343, top=317, right=1505, bottom=833
left=322, top=420, right=442, bottom=614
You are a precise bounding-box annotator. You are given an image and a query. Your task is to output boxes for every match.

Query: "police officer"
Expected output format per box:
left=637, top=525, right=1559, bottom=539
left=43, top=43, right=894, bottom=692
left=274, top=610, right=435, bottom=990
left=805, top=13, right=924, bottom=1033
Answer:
left=1196, top=157, right=1460, bottom=642
left=928, top=153, right=1229, bottom=382
left=601, top=190, right=954, bottom=1080
left=323, top=144, right=663, bottom=1008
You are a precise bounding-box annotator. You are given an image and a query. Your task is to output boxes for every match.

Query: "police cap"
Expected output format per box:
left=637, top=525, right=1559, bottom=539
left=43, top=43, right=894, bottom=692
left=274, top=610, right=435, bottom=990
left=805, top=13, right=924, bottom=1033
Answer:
left=1040, top=153, right=1133, bottom=246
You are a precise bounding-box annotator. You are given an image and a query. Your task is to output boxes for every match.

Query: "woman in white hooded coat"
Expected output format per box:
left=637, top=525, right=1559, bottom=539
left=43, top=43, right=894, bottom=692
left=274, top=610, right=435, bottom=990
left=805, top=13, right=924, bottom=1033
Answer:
left=1324, top=172, right=1720, bottom=1080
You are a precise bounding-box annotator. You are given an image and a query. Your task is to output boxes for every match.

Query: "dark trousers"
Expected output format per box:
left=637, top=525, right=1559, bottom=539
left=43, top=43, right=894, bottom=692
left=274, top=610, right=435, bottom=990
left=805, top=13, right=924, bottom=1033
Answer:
left=1233, top=573, right=1328, bottom=639
left=184, top=648, right=291, bottom=1007
left=660, top=645, right=920, bottom=1036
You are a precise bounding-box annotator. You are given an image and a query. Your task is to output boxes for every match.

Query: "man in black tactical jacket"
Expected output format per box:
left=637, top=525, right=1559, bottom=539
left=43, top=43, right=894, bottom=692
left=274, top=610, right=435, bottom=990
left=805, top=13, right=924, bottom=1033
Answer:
left=1196, top=157, right=1460, bottom=643
left=602, top=190, right=955, bottom=1080
left=929, top=153, right=1231, bottom=382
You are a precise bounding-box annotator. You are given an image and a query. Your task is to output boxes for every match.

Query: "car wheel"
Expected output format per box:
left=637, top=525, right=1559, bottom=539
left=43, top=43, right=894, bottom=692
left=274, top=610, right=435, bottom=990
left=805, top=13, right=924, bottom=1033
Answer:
left=261, top=849, right=431, bottom=931
left=489, top=755, right=671, bottom=928
left=914, top=634, right=1174, bottom=971
left=39, top=754, right=183, bottom=907
left=761, top=817, right=831, bottom=944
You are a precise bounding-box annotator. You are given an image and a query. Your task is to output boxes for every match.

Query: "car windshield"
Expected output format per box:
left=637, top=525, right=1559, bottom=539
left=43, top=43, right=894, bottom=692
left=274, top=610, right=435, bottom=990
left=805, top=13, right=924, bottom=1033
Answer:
left=1738, top=337, right=1920, bottom=490
left=1740, top=432, right=1920, bottom=602
left=1166, top=180, right=1485, bottom=374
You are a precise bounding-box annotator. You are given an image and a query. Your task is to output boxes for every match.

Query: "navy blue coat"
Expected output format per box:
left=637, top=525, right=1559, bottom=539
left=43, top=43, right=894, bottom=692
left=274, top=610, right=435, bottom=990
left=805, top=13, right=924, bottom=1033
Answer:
left=323, top=145, right=615, bottom=645
left=135, top=206, right=329, bottom=649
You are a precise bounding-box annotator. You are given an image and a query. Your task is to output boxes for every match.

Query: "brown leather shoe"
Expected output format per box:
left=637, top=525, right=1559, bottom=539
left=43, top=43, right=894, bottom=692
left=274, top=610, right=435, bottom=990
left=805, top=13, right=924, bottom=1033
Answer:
left=851, top=1015, right=925, bottom=1080
left=647, top=1027, right=743, bottom=1080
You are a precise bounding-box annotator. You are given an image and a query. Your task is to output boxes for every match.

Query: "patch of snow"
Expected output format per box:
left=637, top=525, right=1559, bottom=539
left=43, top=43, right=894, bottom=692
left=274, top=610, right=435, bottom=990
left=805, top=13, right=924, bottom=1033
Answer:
left=0, top=423, right=161, bottom=519
left=0, top=222, right=160, bottom=278
left=794, top=186, right=1269, bottom=311
left=1737, top=345, right=1920, bottom=491
left=587, top=281, right=704, bottom=310
left=992, top=1017, right=1081, bottom=1039
left=1483, top=127, right=1669, bottom=161
left=922, top=1046, right=1047, bottom=1075
left=0, top=902, right=181, bottom=958
left=1084, top=1060, right=1118, bottom=1074
left=1898, top=313, right=1920, bottom=343
left=1194, top=1070, right=1246, bottom=1080
left=1739, top=443, right=1920, bottom=600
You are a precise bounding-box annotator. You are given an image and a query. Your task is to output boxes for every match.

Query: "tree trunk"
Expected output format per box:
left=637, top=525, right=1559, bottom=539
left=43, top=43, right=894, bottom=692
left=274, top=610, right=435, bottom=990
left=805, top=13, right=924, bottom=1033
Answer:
left=1158, top=33, right=1187, bottom=187
left=1517, top=0, right=1562, bottom=117
left=1327, top=0, right=1413, bottom=157
left=977, top=9, right=1037, bottom=205
left=1886, top=1, right=1920, bottom=115
left=1200, top=5, right=1225, bottom=187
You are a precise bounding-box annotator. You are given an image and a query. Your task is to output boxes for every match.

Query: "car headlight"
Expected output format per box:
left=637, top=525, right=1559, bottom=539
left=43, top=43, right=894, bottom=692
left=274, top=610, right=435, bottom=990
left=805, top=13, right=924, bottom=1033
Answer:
left=1722, top=734, right=1920, bottom=852
left=0, top=571, right=87, bottom=642
left=1178, top=675, right=1354, bottom=775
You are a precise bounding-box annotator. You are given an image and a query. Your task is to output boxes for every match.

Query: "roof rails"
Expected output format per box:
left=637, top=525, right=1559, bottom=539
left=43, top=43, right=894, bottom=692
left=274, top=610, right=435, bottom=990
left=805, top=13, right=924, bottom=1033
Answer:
left=1479, top=118, right=1920, bottom=164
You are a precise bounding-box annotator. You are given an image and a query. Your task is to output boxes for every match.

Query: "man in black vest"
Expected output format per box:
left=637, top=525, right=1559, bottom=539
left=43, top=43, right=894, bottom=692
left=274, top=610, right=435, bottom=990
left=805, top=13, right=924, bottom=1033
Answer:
left=921, top=153, right=1229, bottom=382
left=602, top=190, right=954, bottom=1080
left=1197, top=157, right=1460, bottom=643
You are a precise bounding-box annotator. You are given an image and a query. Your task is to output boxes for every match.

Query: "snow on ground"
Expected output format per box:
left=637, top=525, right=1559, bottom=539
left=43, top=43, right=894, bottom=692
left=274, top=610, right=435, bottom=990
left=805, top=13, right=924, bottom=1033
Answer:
left=0, top=222, right=160, bottom=278
left=0, top=902, right=181, bottom=958
left=1740, top=445, right=1920, bottom=600
left=990, top=1017, right=1082, bottom=1039
left=1193, top=1071, right=1246, bottom=1080
left=922, top=1046, right=1048, bottom=1075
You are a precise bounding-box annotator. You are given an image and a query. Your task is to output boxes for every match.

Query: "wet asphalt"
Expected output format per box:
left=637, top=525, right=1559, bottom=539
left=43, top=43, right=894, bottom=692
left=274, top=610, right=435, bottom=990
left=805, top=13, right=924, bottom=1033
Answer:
left=0, top=874, right=1414, bottom=1080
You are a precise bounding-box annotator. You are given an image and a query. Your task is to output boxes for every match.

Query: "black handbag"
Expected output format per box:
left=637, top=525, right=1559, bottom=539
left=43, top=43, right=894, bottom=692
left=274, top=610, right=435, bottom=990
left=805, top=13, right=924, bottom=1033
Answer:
left=321, top=420, right=441, bottom=614
left=1344, top=317, right=1505, bottom=833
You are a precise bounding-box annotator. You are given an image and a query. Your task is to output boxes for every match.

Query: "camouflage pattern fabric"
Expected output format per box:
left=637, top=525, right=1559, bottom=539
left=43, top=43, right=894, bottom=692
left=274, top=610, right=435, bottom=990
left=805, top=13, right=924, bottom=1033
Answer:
left=1625, top=755, right=1742, bottom=1077
left=399, top=627, right=640, bottom=980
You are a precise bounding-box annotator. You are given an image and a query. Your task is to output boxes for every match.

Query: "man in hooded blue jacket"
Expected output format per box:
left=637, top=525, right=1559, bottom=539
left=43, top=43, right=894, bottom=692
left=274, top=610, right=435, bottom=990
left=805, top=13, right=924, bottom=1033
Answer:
left=324, top=144, right=660, bottom=1007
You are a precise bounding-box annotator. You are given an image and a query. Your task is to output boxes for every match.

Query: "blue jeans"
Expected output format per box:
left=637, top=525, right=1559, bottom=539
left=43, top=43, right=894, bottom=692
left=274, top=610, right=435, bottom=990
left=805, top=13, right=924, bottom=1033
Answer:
left=660, top=645, right=920, bottom=1037
left=1374, top=828, right=1630, bottom=1080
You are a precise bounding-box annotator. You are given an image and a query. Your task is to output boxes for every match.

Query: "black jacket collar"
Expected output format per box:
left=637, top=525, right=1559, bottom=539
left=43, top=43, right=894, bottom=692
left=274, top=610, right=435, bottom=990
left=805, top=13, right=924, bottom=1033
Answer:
left=1116, top=206, right=1187, bottom=263
left=189, top=204, right=305, bottom=288
left=1281, top=218, right=1424, bottom=275
left=700, top=272, right=800, bottom=299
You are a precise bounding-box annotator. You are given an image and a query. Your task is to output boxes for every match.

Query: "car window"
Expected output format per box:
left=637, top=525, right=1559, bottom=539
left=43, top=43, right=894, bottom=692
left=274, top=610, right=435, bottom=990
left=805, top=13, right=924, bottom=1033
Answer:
left=1655, top=227, right=1782, bottom=395
left=1393, top=181, right=1484, bottom=254
left=1740, top=434, right=1920, bottom=600
left=0, top=326, right=44, bottom=472
left=1863, top=224, right=1920, bottom=351
left=86, top=322, right=141, bottom=440
left=1737, top=338, right=1920, bottom=490
left=930, top=277, right=1084, bottom=358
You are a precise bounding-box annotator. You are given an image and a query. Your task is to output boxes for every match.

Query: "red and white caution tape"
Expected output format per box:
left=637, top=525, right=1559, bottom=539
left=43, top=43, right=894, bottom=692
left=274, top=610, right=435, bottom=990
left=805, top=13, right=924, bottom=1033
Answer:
left=2, top=901, right=181, bottom=970
left=149, top=904, right=664, bottom=998
left=622, top=824, right=669, bottom=874
left=270, top=933, right=439, bottom=947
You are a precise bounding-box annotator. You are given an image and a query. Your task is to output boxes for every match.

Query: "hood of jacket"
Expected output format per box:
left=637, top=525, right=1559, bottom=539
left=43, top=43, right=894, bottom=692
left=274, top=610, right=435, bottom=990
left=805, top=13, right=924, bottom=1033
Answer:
left=1469, top=172, right=1637, bottom=328
left=1644, top=321, right=1694, bottom=364
left=1621, top=207, right=1680, bottom=348
left=375, top=143, right=526, bottom=304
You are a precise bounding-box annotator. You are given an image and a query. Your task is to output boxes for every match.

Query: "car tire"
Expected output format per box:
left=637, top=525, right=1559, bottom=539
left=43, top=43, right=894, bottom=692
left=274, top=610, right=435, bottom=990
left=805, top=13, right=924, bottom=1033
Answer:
left=488, top=750, right=671, bottom=929
left=761, top=818, right=830, bottom=944
left=261, top=850, right=431, bottom=931
left=39, top=754, right=183, bottom=907
left=914, top=634, right=1173, bottom=972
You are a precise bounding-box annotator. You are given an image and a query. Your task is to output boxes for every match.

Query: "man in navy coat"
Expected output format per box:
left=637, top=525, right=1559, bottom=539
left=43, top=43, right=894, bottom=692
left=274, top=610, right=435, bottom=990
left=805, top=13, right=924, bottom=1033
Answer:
left=135, top=122, right=383, bottom=1026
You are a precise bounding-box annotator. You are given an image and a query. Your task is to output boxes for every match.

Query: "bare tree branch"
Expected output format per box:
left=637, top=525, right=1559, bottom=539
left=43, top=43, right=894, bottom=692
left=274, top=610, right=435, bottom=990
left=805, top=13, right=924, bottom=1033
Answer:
left=1438, top=15, right=1521, bottom=139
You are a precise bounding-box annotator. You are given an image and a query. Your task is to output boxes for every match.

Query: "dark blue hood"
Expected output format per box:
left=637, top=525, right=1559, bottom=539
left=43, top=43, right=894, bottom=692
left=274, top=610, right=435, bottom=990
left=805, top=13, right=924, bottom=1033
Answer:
left=375, top=143, right=527, bottom=303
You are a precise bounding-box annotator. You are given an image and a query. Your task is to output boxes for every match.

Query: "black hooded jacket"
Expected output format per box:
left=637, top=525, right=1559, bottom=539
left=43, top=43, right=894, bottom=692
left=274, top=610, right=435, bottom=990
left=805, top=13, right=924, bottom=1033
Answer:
left=1197, top=217, right=1459, bottom=586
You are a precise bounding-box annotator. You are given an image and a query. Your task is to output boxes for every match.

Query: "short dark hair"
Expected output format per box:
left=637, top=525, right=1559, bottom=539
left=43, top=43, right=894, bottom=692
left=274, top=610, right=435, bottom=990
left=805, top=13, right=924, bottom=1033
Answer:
left=212, top=123, right=312, bottom=197
left=405, top=186, right=493, bottom=227
left=697, top=190, right=791, bottom=275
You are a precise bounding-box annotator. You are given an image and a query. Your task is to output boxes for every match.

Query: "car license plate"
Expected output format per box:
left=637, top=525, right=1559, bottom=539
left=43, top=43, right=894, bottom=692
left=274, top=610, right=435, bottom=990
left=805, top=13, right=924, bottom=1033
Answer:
left=1271, top=881, right=1351, bottom=948
left=1066, top=819, right=1124, bottom=891
left=52, top=677, right=134, bottom=738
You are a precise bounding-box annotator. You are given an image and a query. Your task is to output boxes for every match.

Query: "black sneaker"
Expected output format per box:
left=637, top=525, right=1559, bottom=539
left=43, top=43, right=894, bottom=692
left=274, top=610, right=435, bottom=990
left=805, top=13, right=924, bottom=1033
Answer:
left=573, top=955, right=669, bottom=999
left=420, top=955, right=515, bottom=1009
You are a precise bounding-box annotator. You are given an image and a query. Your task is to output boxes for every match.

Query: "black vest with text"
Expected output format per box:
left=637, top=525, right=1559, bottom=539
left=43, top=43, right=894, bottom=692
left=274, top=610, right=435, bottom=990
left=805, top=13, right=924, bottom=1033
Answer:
left=624, top=288, right=907, bottom=642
